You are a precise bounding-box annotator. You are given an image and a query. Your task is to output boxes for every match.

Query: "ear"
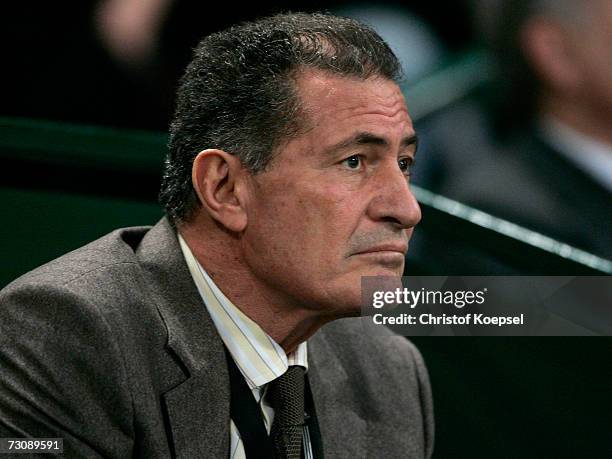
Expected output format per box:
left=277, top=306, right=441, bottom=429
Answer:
left=192, top=149, right=248, bottom=232
left=521, top=17, right=582, bottom=94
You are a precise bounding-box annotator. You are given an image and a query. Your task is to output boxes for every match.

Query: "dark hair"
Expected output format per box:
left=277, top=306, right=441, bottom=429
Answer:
left=159, top=12, right=401, bottom=222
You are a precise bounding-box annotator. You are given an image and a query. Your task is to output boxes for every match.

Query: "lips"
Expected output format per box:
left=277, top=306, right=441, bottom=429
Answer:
left=355, top=243, right=408, bottom=255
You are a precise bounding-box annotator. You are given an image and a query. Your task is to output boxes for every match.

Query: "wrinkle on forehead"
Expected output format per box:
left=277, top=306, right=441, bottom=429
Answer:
left=295, top=69, right=409, bottom=123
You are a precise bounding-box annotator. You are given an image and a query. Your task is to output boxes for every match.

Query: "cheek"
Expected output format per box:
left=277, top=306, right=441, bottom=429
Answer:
left=298, top=181, right=360, bottom=246
left=248, top=179, right=357, bottom=264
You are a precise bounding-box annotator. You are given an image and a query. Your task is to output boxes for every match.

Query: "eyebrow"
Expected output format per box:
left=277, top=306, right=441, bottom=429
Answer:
left=326, top=131, right=418, bottom=156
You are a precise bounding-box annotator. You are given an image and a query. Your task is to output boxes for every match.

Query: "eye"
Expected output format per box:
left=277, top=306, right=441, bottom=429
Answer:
left=342, top=155, right=362, bottom=170
left=398, top=157, right=413, bottom=176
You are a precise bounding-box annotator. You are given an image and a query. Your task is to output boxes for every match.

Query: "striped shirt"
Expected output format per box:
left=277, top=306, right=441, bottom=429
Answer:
left=178, top=235, right=313, bottom=459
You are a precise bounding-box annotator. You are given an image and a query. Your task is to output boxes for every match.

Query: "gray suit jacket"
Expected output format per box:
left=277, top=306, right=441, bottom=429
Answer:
left=0, top=218, right=434, bottom=458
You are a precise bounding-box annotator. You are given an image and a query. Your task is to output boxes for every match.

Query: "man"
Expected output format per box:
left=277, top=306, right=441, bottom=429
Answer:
left=0, top=13, right=433, bottom=458
left=415, top=0, right=612, bottom=259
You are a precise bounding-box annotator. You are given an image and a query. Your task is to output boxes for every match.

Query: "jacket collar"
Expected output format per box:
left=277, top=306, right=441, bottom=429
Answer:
left=136, top=217, right=230, bottom=458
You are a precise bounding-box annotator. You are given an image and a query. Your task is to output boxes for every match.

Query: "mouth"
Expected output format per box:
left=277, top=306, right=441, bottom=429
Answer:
left=350, top=244, right=408, bottom=268
left=354, top=244, right=408, bottom=256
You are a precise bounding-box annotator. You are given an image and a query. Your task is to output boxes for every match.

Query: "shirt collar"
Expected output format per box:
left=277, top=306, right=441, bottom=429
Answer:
left=538, top=115, right=612, bottom=193
left=178, top=234, right=308, bottom=390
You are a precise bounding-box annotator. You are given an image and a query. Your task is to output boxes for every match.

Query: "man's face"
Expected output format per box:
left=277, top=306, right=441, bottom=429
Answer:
left=240, top=69, right=421, bottom=315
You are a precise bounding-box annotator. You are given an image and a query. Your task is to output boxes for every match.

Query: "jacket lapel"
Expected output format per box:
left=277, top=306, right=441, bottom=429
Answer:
left=162, top=365, right=229, bottom=458
left=308, top=324, right=367, bottom=458
left=137, top=218, right=230, bottom=458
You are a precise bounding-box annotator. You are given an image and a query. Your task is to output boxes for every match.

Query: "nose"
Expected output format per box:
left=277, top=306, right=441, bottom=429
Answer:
left=367, top=162, right=421, bottom=229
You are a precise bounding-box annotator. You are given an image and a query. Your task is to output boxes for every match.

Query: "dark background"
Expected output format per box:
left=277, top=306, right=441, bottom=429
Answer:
left=3, top=1, right=473, bottom=132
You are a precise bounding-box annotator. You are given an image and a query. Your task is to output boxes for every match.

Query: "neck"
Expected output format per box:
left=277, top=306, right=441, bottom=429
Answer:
left=179, top=220, right=331, bottom=354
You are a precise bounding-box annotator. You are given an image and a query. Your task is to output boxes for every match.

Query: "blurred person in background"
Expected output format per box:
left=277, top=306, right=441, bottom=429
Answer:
left=414, top=0, right=612, bottom=259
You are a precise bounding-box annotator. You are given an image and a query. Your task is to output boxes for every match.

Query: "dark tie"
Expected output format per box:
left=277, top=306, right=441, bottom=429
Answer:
left=269, top=365, right=306, bottom=459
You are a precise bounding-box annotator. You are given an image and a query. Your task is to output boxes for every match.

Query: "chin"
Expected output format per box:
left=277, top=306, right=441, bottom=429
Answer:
left=348, top=257, right=405, bottom=278
left=361, top=266, right=404, bottom=278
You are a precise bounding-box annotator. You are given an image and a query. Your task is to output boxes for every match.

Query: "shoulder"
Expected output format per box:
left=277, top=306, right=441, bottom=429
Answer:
left=0, top=238, right=141, bottom=453
left=312, top=318, right=432, bottom=408
left=0, top=223, right=161, bottom=401
left=0, top=223, right=172, bottom=381
left=0, top=224, right=158, bottom=329
left=3, top=225, right=152, bottom=292
left=312, top=318, right=434, bottom=457
left=315, top=317, right=427, bottom=376
left=0, top=223, right=169, bottom=453
left=0, top=223, right=159, bottom=365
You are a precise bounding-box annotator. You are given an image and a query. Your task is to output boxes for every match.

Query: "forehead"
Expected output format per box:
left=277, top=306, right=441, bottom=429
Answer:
left=293, top=69, right=413, bottom=139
